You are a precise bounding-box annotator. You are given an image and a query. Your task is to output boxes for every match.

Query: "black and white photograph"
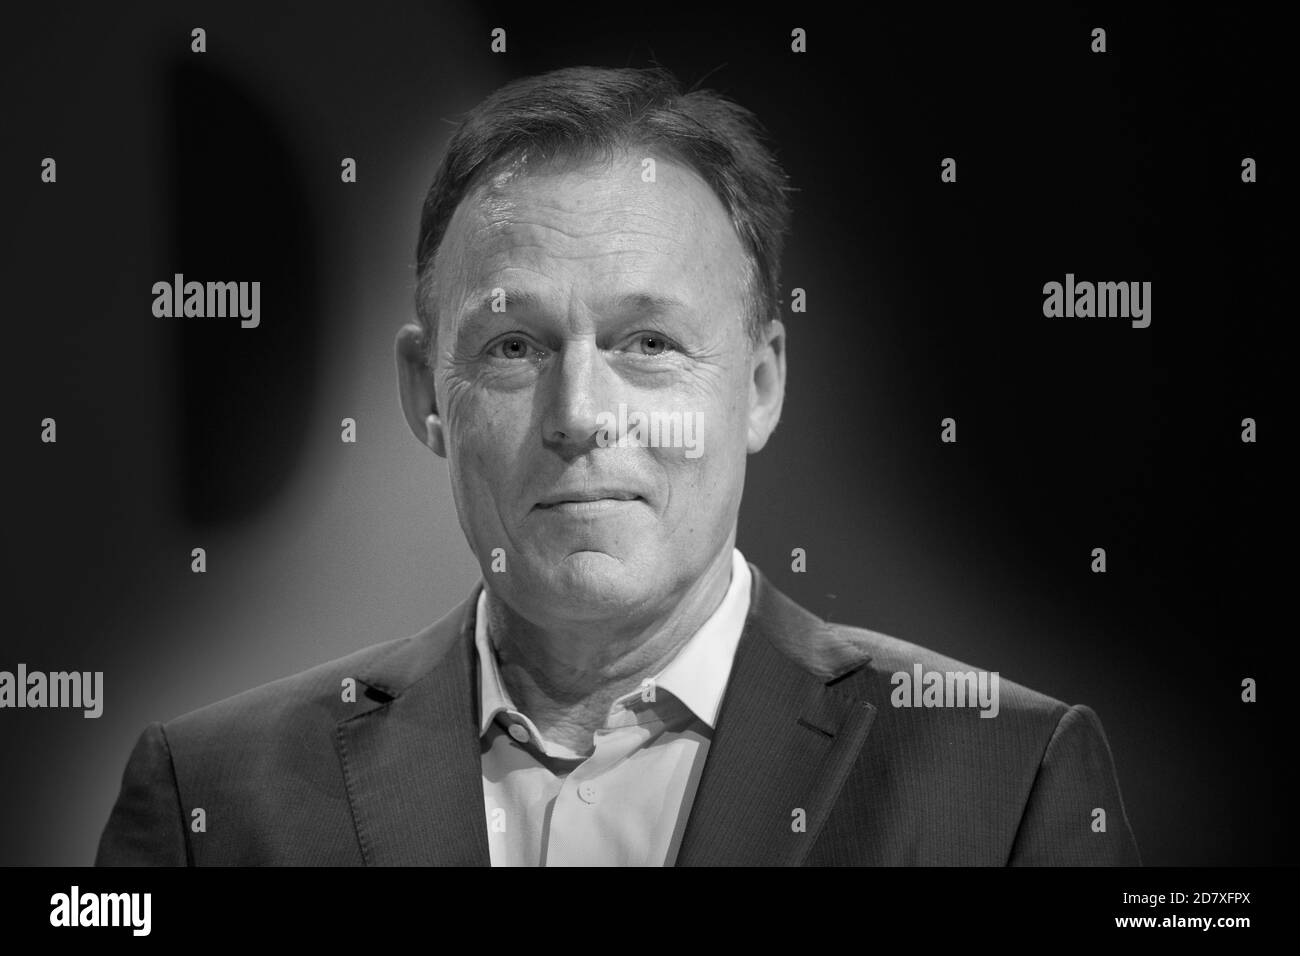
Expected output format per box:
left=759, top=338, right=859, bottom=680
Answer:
left=1, top=0, right=1287, bottom=938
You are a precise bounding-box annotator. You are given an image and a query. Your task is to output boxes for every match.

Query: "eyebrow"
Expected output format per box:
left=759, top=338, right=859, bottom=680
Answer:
left=460, top=288, right=548, bottom=319
left=458, top=288, right=692, bottom=324
left=610, top=292, right=691, bottom=320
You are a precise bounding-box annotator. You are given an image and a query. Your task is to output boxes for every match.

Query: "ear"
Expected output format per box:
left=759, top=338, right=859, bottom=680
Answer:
left=747, top=318, right=786, bottom=454
left=396, top=322, right=446, bottom=458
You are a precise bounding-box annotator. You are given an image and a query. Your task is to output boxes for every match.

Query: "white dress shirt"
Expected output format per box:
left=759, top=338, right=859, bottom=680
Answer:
left=476, top=548, right=753, bottom=866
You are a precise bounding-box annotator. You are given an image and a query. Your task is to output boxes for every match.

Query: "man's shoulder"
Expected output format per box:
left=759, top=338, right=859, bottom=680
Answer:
left=162, top=590, right=477, bottom=746
left=741, top=569, right=1143, bottom=864
left=831, top=622, right=1069, bottom=721
left=801, top=620, right=1138, bottom=865
left=748, top=565, right=1068, bottom=724
left=164, top=635, right=405, bottom=738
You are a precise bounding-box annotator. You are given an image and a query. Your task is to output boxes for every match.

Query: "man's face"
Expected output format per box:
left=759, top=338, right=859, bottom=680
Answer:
left=402, top=149, right=784, bottom=628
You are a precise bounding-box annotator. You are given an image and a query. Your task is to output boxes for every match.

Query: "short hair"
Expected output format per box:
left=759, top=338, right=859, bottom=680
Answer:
left=413, top=65, right=793, bottom=360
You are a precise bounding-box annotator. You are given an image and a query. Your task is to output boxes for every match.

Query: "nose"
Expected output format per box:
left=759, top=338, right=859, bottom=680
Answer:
left=540, top=337, right=617, bottom=451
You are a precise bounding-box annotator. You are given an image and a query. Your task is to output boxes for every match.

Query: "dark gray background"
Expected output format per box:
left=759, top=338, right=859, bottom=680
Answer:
left=2, top=1, right=1285, bottom=865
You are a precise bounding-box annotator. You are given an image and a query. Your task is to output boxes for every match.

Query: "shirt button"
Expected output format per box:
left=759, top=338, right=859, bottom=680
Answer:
left=508, top=723, right=530, bottom=744
left=578, top=782, right=598, bottom=804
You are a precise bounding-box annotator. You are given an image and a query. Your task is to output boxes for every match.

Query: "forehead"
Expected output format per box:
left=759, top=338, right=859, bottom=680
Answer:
left=432, top=150, right=751, bottom=330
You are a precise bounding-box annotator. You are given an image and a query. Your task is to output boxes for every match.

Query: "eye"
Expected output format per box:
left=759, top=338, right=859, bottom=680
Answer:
left=627, top=333, right=677, bottom=357
left=487, top=335, right=543, bottom=361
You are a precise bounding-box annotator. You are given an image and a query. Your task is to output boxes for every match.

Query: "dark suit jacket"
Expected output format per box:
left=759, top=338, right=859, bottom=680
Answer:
left=96, top=562, right=1141, bottom=866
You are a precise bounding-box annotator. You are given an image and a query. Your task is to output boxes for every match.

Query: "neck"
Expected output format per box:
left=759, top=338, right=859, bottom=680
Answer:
left=484, top=545, right=737, bottom=753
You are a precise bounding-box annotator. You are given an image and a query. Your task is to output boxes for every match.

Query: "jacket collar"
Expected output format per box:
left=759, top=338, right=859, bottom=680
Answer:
left=674, top=563, right=878, bottom=865
left=334, top=563, right=879, bottom=865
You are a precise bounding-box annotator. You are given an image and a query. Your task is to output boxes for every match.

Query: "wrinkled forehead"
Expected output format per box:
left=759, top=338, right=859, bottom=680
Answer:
left=430, top=148, right=753, bottom=338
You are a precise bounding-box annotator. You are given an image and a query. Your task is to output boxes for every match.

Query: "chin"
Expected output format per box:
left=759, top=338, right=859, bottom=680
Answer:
left=529, top=550, right=653, bottom=612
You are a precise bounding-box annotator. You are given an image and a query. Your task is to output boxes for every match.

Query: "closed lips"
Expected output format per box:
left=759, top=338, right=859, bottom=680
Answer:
left=536, top=491, right=641, bottom=508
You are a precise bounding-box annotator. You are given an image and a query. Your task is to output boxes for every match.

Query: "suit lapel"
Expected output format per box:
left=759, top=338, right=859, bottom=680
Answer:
left=331, top=565, right=876, bottom=867
left=675, top=566, right=878, bottom=866
left=334, top=587, right=491, bottom=866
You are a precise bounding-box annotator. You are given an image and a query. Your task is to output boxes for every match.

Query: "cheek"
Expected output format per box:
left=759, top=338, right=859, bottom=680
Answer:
left=446, top=386, right=520, bottom=458
left=657, top=384, right=748, bottom=493
left=447, top=401, right=534, bottom=507
left=453, top=427, right=508, bottom=493
left=660, top=444, right=733, bottom=506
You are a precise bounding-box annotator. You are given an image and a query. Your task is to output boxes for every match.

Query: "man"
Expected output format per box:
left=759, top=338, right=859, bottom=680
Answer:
left=96, top=66, right=1140, bottom=866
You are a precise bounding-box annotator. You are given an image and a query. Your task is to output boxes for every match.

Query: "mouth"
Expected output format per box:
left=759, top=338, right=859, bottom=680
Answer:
left=535, top=491, right=644, bottom=511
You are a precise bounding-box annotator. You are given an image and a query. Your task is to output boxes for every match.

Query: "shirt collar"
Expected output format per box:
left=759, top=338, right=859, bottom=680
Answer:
left=475, top=548, right=752, bottom=736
